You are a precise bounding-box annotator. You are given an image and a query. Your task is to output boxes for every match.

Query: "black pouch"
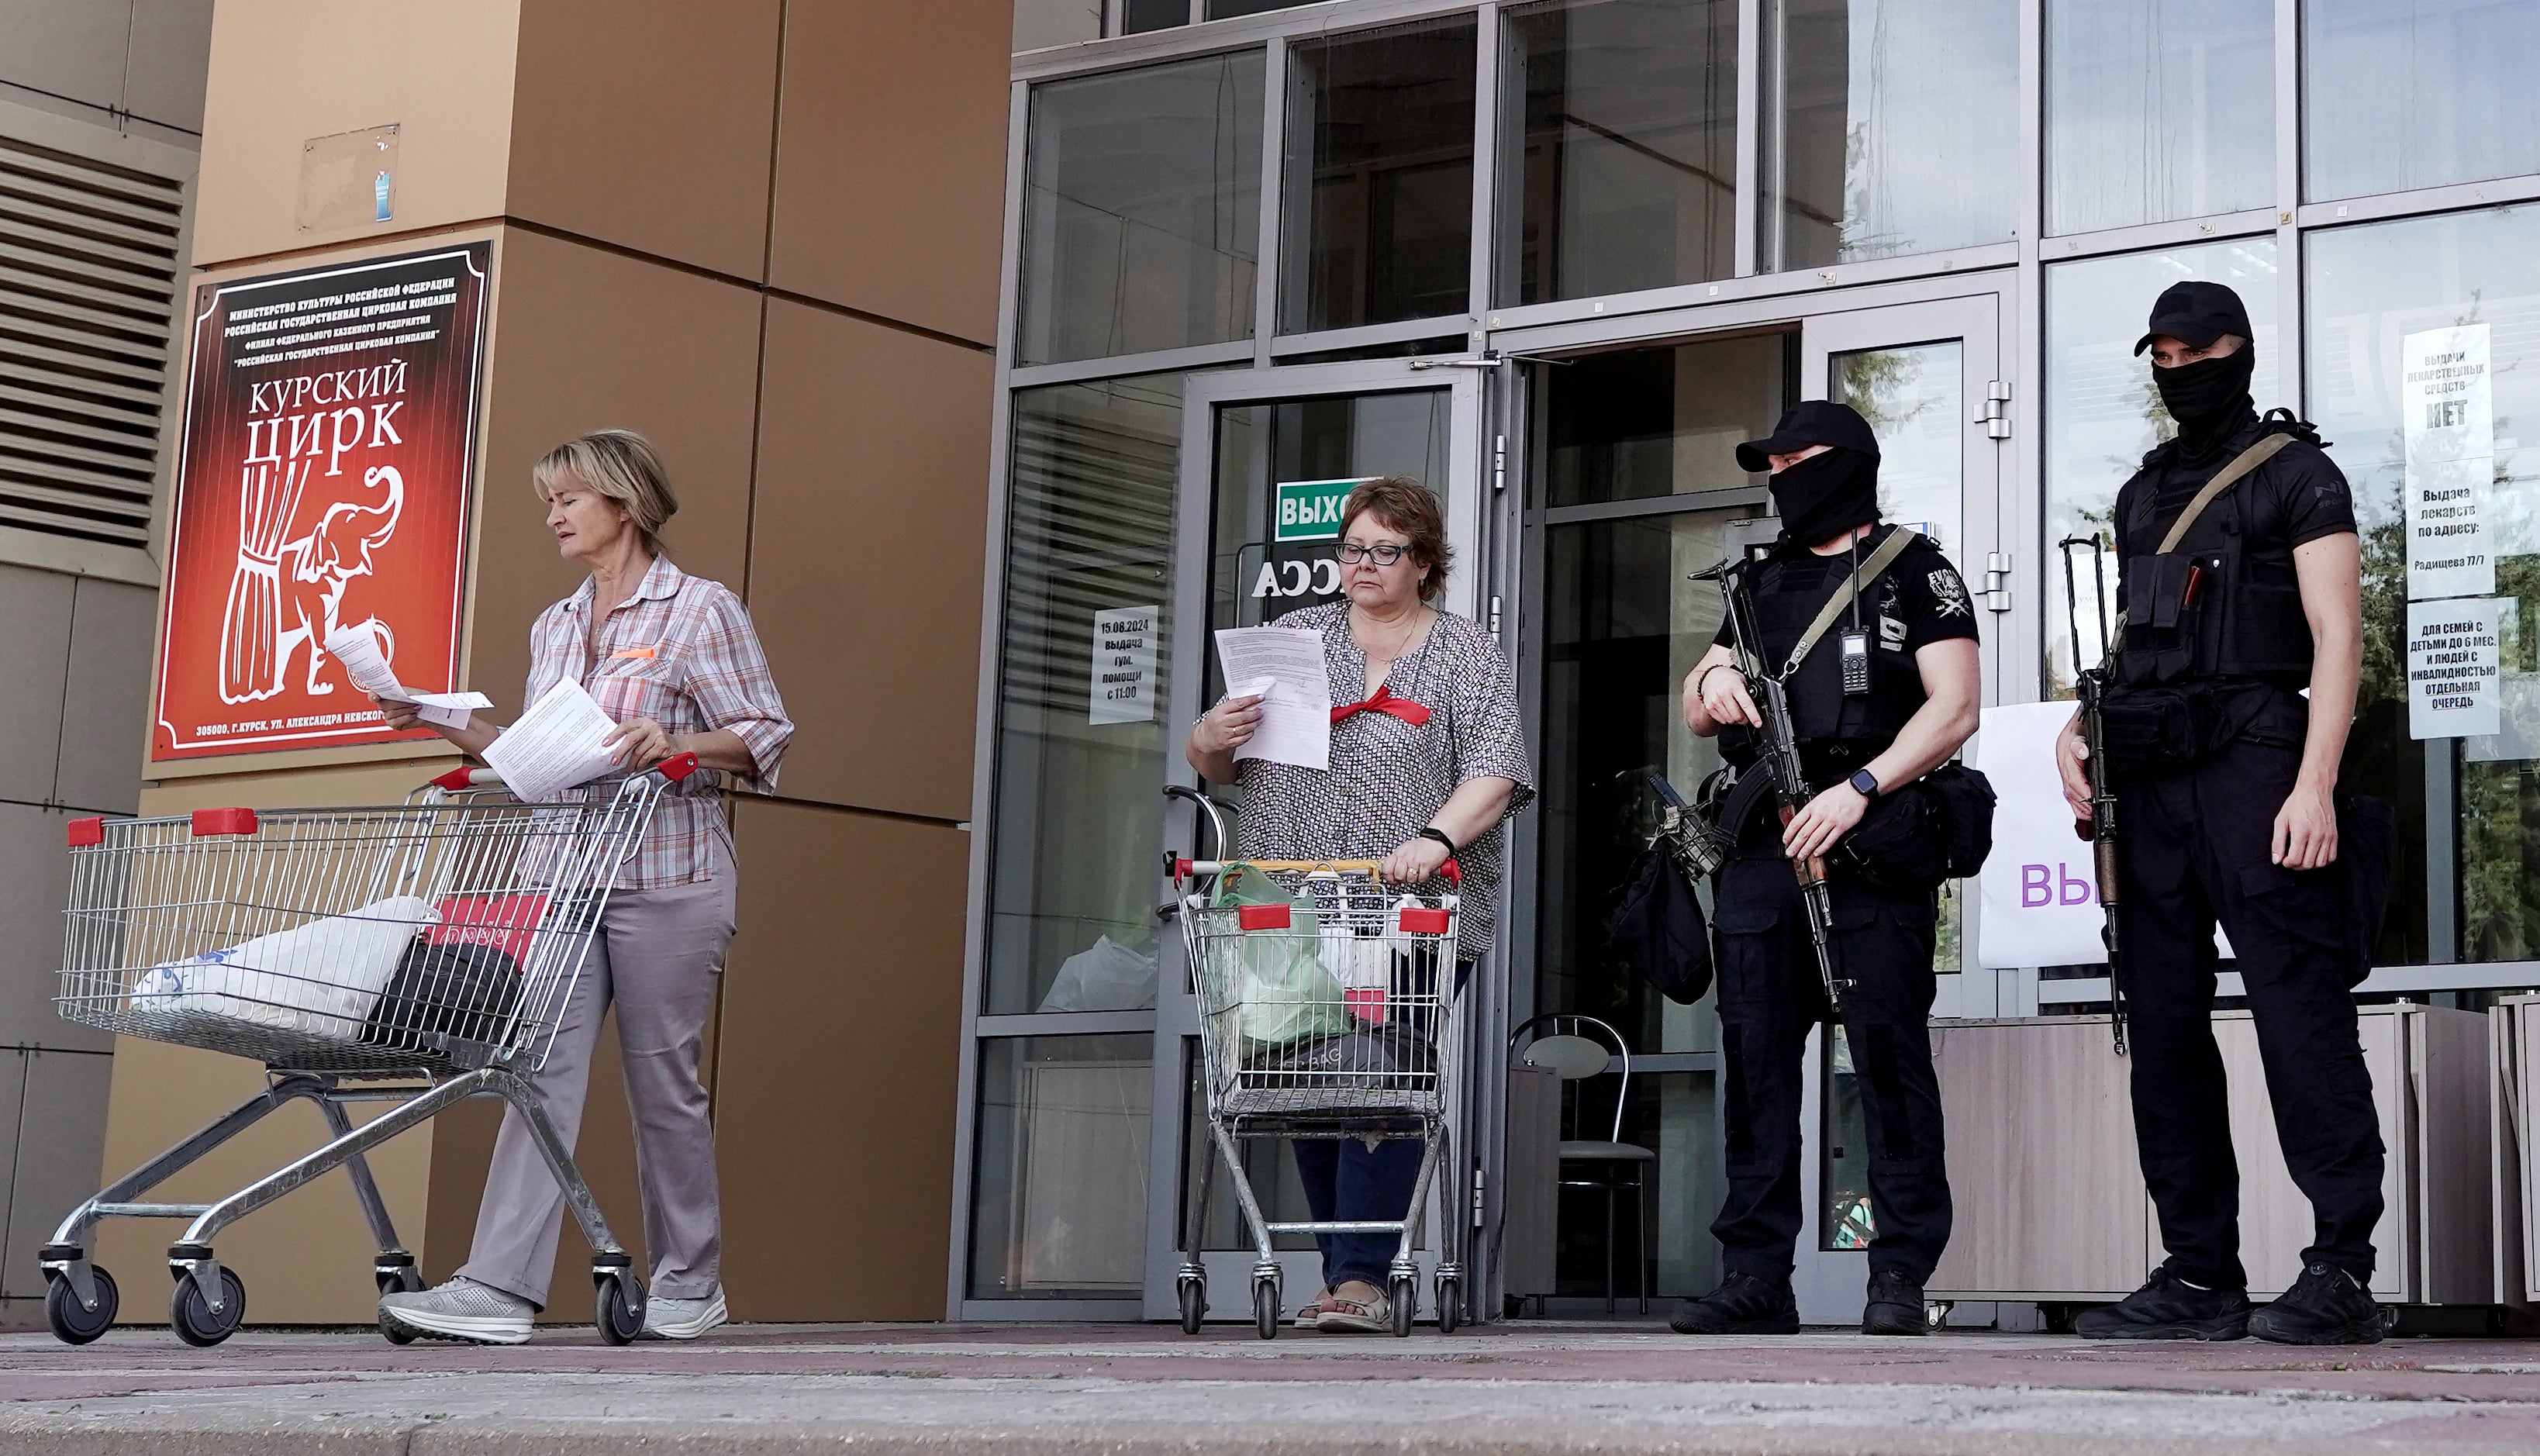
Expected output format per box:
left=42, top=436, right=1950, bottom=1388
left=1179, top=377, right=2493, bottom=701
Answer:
left=360, top=940, right=523, bottom=1054
left=2097, top=685, right=2213, bottom=769
left=1610, top=843, right=1714, bottom=1006
left=2122, top=552, right=2206, bottom=683
left=1842, top=764, right=1997, bottom=895
left=2338, top=791, right=2394, bottom=985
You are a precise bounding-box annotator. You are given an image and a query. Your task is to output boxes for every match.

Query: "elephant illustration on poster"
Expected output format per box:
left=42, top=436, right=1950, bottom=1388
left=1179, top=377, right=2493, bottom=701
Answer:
left=217, top=463, right=406, bottom=703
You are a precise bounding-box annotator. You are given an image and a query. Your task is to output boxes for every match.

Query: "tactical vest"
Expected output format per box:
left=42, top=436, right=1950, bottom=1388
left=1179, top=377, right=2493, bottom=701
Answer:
left=1733, top=537, right=1926, bottom=757
left=2114, top=455, right=2314, bottom=687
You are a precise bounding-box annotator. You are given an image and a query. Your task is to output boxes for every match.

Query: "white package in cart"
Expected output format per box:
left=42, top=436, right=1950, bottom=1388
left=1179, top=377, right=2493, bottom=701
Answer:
left=130, top=895, right=437, bottom=1039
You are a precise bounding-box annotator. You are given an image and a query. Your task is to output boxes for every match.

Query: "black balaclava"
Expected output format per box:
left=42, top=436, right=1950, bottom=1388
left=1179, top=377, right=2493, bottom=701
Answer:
left=1769, top=447, right=1881, bottom=547
left=2155, top=343, right=2258, bottom=458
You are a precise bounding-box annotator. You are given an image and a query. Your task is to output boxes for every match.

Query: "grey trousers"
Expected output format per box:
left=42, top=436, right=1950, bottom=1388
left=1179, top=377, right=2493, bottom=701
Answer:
left=458, top=837, right=736, bottom=1306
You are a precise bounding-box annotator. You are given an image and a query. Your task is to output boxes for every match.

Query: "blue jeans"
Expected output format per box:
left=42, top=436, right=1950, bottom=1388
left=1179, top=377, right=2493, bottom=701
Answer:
left=1292, top=1133, right=1424, bottom=1289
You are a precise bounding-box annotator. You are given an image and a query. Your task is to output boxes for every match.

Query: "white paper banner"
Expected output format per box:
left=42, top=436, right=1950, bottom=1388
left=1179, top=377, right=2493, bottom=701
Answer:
left=2408, top=596, right=2502, bottom=739
left=2403, top=323, right=2494, bottom=600
left=1088, top=605, right=1159, bottom=726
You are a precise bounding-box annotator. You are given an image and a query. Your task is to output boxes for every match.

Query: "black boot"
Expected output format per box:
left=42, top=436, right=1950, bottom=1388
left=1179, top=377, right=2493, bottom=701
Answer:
left=1862, top=1269, right=1927, bottom=1336
left=2248, top=1262, right=2386, bottom=1345
left=1669, top=1272, right=1799, bottom=1335
left=2073, top=1267, right=2250, bottom=1340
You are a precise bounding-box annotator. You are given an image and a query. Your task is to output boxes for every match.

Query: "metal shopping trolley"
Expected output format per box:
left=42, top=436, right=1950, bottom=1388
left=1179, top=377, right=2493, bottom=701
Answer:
left=39, top=755, right=699, bottom=1347
left=1161, top=784, right=1468, bottom=1340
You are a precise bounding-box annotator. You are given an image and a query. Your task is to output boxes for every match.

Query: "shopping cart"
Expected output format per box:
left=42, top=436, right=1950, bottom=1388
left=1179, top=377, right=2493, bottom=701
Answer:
left=1161, top=783, right=1467, bottom=1340
left=39, top=755, right=699, bottom=1347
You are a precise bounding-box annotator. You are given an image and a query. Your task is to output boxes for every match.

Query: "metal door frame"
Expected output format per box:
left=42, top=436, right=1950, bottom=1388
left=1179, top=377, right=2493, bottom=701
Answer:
left=1141, top=356, right=1506, bottom=1323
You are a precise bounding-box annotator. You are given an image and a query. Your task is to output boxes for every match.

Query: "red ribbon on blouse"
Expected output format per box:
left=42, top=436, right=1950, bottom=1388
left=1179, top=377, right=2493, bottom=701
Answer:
left=1330, top=681, right=1432, bottom=727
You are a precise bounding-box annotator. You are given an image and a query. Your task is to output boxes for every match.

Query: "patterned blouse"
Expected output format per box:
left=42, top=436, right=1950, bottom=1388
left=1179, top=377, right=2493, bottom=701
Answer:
left=521, top=557, right=792, bottom=890
left=1231, top=602, right=1534, bottom=963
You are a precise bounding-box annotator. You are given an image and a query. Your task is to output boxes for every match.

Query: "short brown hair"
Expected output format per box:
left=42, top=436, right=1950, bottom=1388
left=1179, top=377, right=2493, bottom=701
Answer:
left=1339, top=476, right=1451, bottom=603
left=532, top=430, right=677, bottom=553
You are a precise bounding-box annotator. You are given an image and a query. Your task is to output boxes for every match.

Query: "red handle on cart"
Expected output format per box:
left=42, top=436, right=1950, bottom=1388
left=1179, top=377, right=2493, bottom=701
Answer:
left=189, top=808, right=259, bottom=838
left=1174, top=856, right=1461, bottom=886
left=659, top=751, right=699, bottom=783
left=66, top=817, right=105, bottom=847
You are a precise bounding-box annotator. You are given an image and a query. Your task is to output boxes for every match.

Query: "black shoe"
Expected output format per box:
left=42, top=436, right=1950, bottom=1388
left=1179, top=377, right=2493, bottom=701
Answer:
left=2248, top=1262, right=2386, bottom=1345
left=1669, top=1272, right=1800, bottom=1335
left=1862, top=1269, right=1927, bottom=1336
left=2072, top=1267, right=2251, bottom=1340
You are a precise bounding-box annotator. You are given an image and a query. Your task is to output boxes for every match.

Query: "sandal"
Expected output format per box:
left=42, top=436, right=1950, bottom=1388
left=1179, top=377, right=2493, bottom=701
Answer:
left=1315, top=1289, right=1391, bottom=1334
left=1293, top=1289, right=1334, bottom=1330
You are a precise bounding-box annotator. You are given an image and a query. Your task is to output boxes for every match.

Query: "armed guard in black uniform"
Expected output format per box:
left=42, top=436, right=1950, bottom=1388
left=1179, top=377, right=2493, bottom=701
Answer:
left=1672, top=401, right=1983, bottom=1337
left=2058, top=281, right=2387, bottom=1345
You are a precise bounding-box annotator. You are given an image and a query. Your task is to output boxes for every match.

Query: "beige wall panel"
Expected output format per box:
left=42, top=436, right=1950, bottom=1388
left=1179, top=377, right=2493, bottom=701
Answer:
left=767, top=1, right=1009, bottom=343
left=750, top=302, right=988, bottom=819
left=469, top=228, right=761, bottom=712
left=715, top=799, right=965, bottom=1320
left=193, top=0, right=520, bottom=267
left=95, top=1039, right=432, bottom=1323
left=508, top=0, right=781, bottom=281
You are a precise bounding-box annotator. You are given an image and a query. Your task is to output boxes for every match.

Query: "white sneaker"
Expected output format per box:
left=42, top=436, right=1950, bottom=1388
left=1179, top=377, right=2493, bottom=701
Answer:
left=640, top=1285, right=727, bottom=1340
left=378, top=1277, right=534, bottom=1345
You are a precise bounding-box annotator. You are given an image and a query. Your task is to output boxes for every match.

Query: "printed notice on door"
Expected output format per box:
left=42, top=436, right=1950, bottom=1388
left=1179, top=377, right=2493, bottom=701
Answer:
left=1089, top=606, right=1159, bottom=725
left=2402, top=323, right=2495, bottom=601
left=2408, top=596, right=2502, bottom=739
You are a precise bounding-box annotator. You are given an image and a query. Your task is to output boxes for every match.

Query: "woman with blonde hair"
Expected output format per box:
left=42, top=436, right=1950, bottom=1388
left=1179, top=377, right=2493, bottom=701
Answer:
left=376, top=429, right=790, bottom=1344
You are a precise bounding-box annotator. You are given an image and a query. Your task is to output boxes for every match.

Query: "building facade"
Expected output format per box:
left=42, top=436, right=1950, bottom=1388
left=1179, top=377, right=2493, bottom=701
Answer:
left=961, top=0, right=2540, bottom=1323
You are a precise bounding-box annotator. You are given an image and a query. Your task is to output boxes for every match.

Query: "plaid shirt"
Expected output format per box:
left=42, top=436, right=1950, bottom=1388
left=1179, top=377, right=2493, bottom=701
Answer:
left=520, top=557, right=791, bottom=889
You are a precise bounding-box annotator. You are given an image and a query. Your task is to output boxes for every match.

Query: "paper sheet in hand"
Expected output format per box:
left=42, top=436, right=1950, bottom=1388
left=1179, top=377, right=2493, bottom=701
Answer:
left=323, top=624, right=490, bottom=729
left=481, top=678, right=621, bottom=802
left=1214, top=626, right=1331, bottom=770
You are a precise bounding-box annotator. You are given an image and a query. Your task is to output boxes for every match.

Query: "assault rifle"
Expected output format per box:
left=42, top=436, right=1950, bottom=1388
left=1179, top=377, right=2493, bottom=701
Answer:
left=2059, top=533, right=2126, bottom=1055
left=1693, top=556, right=1848, bottom=1013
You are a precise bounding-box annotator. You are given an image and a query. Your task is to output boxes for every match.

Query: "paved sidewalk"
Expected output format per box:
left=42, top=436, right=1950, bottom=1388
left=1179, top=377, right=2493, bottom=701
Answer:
left=2, top=1320, right=2539, bottom=1453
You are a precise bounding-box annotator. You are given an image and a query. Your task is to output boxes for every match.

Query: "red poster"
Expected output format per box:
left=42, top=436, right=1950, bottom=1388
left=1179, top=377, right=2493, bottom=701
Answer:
left=152, top=243, right=490, bottom=761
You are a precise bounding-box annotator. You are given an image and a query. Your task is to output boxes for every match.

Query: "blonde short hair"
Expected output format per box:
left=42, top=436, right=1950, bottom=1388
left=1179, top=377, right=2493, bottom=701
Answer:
left=532, top=430, right=677, bottom=551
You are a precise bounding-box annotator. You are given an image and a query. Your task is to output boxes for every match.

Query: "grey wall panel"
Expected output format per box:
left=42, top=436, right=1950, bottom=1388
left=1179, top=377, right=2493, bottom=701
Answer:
left=0, top=802, right=103, bottom=1053
left=123, top=0, right=214, bottom=133
left=4, top=1049, right=107, bottom=1299
left=55, top=578, right=157, bottom=816
left=0, top=2, right=136, bottom=116
left=0, top=567, right=73, bottom=807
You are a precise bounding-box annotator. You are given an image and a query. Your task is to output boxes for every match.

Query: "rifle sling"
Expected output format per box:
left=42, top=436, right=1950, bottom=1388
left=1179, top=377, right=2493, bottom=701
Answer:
left=1781, top=527, right=1922, bottom=679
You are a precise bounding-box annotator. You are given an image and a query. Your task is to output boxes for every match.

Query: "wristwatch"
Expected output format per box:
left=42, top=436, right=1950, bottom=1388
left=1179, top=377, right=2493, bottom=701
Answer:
left=1848, top=768, right=1880, bottom=798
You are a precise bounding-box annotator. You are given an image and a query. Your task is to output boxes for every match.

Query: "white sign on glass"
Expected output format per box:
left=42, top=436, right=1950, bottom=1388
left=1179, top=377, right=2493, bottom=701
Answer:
left=1087, top=606, right=1159, bottom=726
left=2407, top=596, right=2502, bottom=740
left=2402, top=323, right=2495, bottom=601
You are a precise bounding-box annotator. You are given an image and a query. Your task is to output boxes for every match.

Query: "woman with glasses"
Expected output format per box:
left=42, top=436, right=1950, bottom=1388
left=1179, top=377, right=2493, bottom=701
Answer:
left=1185, top=475, right=1532, bottom=1334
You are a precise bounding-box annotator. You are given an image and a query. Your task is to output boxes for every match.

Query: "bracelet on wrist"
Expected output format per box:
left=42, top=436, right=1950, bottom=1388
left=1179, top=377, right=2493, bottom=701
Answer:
left=1417, top=826, right=1458, bottom=857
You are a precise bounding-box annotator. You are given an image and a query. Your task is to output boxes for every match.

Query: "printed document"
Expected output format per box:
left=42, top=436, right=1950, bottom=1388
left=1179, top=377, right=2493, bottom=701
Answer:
left=481, top=678, right=621, bottom=802
left=325, top=624, right=490, bottom=729
left=1213, top=626, right=1331, bottom=771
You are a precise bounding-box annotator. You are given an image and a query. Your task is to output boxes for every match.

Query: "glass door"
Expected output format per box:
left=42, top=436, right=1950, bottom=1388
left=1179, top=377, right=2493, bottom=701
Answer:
left=1143, top=359, right=1499, bottom=1322
left=1787, top=292, right=2008, bottom=1325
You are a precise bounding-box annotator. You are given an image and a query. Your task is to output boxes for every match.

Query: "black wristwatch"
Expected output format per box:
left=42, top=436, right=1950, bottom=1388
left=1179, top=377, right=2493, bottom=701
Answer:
left=1848, top=768, right=1880, bottom=798
left=1417, top=826, right=1458, bottom=856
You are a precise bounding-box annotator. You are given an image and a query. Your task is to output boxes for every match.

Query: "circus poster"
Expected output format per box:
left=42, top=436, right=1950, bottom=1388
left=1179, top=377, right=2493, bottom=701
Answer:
left=151, top=243, right=489, bottom=762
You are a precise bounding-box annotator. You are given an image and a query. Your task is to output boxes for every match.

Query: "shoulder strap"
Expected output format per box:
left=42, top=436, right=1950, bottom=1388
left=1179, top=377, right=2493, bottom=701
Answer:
left=1782, top=528, right=1921, bottom=678
left=2155, top=433, right=2297, bottom=554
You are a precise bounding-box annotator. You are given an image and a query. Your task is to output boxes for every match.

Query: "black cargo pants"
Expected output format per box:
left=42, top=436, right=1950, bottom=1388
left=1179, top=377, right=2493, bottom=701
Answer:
left=1710, top=850, right=1952, bottom=1284
left=2116, top=733, right=2383, bottom=1286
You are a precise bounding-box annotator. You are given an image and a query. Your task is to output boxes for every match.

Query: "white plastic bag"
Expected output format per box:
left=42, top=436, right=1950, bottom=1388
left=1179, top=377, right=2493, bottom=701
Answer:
left=1038, top=934, right=1158, bottom=1012
left=131, top=895, right=437, bottom=1040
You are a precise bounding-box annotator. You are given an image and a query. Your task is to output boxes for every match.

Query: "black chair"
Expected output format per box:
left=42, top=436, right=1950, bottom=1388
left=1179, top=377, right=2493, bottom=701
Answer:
left=1510, top=1013, right=1654, bottom=1314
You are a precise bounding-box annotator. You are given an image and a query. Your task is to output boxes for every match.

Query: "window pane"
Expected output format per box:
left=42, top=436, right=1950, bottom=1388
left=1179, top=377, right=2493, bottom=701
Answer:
left=2042, top=240, right=2279, bottom=700
left=969, top=1036, right=1154, bottom=1299
left=2305, top=0, right=2540, bottom=202
left=1123, top=0, right=1189, bottom=32
left=1506, top=0, right=1739, bottom=305
left=2310, top=207, right=2540, bottom=964
left=1020, top=55, right=1264, bottom=366
left=1016, top=0, right=1103, bottom=51
left=1541, top=333, right=1791, bottom=507
left=986, top=378, right=1182, bottom=1016
left=1209, top=0, right=1321, bottom=15
left=1833, top=340, right=1963, bottom=561
left=2046, top=0, right=2273, bottom=235
left=1539, top=507, right=1758, bottom=1054
left=1282, top=18, right=1479, bottom=333
left=1764, top=0, right=2017, bottom=270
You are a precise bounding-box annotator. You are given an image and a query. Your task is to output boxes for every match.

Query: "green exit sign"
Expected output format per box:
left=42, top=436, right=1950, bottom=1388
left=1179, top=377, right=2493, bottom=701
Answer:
left=1272, top=477, right=1374, bottom=543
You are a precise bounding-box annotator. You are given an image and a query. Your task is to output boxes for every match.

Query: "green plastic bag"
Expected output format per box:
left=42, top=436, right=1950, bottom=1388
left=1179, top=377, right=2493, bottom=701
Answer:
left=1205, top=864, right=1350, bottom=1048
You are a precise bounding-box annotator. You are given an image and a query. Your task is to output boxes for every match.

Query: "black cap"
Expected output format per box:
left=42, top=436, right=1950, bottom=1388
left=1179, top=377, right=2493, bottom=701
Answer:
left=2134, top=280, right=2253, bottom=356
left=1735, top=400, right=1880, bottom=474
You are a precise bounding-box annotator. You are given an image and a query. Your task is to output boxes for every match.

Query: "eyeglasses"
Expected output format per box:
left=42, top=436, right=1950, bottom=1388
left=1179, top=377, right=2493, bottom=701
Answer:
left=1335, top=541, right=1413, bottom=566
